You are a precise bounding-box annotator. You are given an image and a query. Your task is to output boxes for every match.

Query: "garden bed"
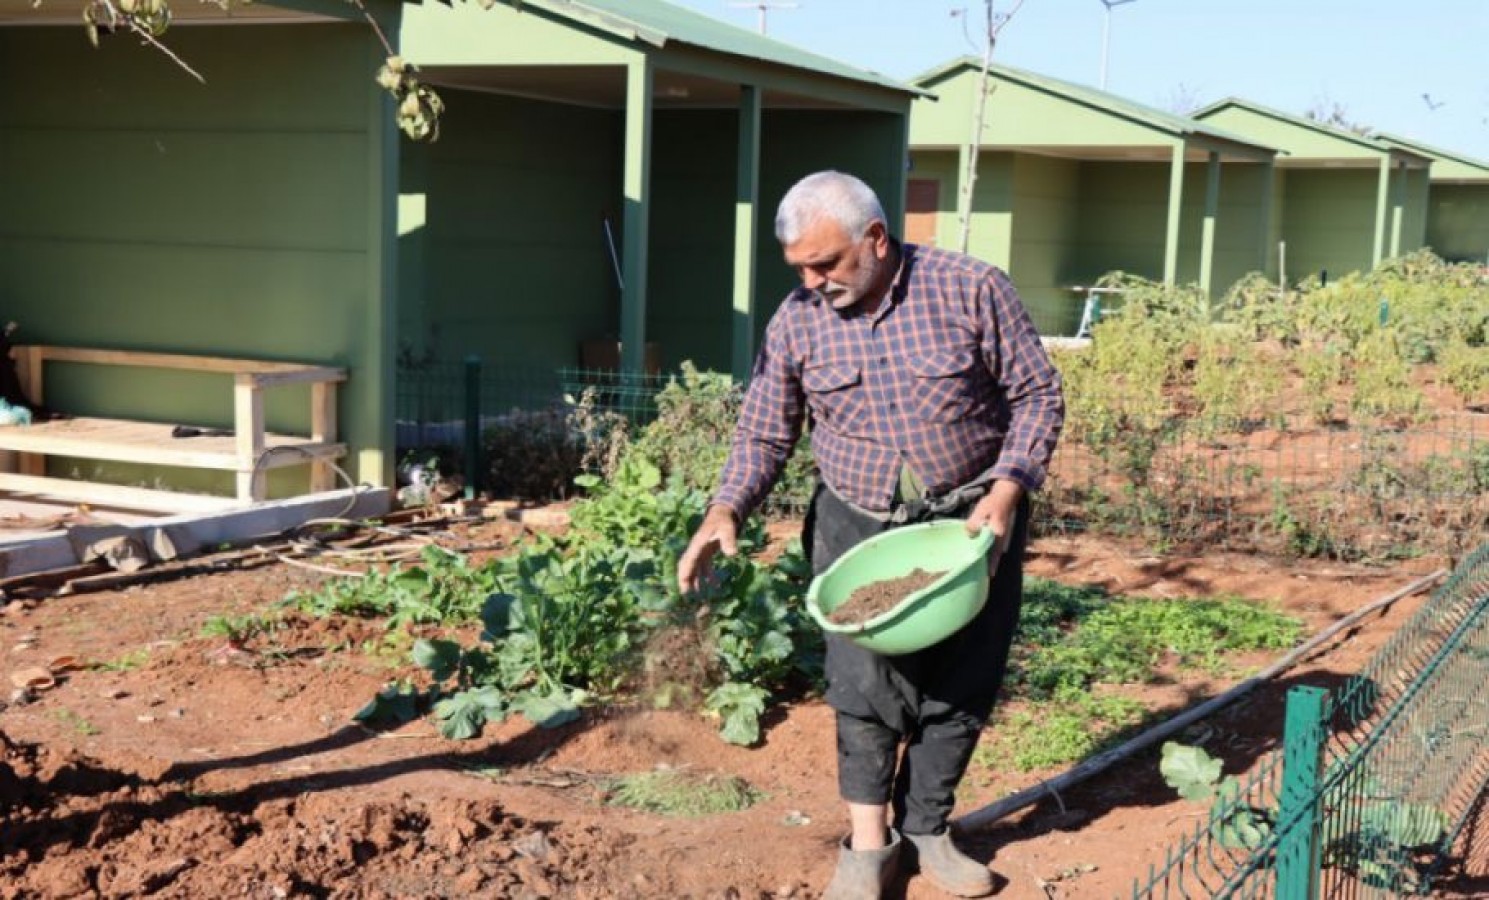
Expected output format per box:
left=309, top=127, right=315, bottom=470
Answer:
left=1, top=517, right=1481, bottom=899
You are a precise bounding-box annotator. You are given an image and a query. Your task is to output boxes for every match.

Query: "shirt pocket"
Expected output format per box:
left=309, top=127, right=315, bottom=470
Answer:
left=908, top=348, right=980, bottom=423
left=802, top=361, right=870, bottom=436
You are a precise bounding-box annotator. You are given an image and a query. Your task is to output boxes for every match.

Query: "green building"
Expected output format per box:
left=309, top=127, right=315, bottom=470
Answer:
left=0, top=0, right=917, bottom=494
left=1193, top=98, right=1433, bottom=285
left=1375, top=134, right=1489, bottom=265
left=908, top=58, right=1278, bottom=335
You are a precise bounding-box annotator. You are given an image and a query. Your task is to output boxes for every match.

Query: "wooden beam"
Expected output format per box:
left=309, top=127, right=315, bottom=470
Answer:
left=22, top=346, right=343, bottom=378
left=0, top=472, right=240, bottom=515
left=242, top=367, right=347, bottom=389
left=310, top=382, right=339, bottom=492
left=0, top=419, right=343, bottom=470
left=234, top=375, right=266, bottom=502
left=14, top=346, right=45, bottom=476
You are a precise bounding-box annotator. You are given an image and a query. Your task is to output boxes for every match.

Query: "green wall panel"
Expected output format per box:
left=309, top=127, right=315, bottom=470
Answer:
left=1399, top=167, right=1431, bottom=254
left=402, top=88, right=622, bottom=392
left=1279, top=169, right=1377, bottom=281
left=647, top=110, right=737, bottom=373
left=1008, top=153, right=1079, bottom=334
left=0, top=23, right=393, bottom=496
left=1073, top=161, right=1169, bottom=284
left=1427, top=184, right=1489, bottom=263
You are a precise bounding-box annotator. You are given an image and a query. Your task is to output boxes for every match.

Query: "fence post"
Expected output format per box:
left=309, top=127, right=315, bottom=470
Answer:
left=1276, top=685, right=1328, bottom=900
left=463, top=355, right=480, bottom=501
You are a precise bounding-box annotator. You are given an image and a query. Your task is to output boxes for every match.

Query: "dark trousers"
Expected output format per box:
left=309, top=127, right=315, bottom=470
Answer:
left=802, top=482, right=1028, bottom=836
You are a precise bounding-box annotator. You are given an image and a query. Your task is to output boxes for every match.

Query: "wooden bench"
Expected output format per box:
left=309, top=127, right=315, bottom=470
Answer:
left=0, top=346, right=347, bottom=514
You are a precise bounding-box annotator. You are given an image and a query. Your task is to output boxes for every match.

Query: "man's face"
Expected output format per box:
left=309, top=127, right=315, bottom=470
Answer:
left=783, top=217, right=892, bottom=312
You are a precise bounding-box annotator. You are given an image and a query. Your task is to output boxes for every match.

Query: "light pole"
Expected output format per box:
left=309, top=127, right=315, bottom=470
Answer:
left=1099, top=0, right=1138, bottom=90
left=727, top=1, right=799, bottom=35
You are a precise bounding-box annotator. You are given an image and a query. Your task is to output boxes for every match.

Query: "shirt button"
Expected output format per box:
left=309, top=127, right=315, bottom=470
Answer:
left=889, top=401, right=898, bottom=411
left=878, top=357, right=888, bottom=366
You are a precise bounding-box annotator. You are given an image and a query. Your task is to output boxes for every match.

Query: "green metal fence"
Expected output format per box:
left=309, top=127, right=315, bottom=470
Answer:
left=1128, top=544, right=1489, bottom=899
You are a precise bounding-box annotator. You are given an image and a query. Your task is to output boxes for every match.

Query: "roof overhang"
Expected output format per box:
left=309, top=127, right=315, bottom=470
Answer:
left=0, top=0, right=344, bottom=25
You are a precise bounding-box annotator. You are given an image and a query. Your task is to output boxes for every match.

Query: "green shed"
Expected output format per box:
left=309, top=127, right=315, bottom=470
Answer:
left=1375, top=134, right=1489, bottom=265
left=908, top=58, right=1278, bottom=335
left=0, top=0, right=917, bottom=499
left=1192, top=98, right=1433, bottom=285
left=398, top=0, right=919, bottom=387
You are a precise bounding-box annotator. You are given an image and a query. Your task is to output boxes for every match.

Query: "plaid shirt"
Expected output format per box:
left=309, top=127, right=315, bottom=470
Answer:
left=713, top=242, right=1064, bottom=517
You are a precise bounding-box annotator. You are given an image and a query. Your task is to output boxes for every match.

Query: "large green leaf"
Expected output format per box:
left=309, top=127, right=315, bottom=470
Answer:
left=707, top=682, right=768, bottom=747
left=516, top=689, right=582, bottom=729
left=353, top=681, right=421, bottom=727
left=1160, top=741, right=1223, bottom=801
left=412, top=638, right=462, bottom=683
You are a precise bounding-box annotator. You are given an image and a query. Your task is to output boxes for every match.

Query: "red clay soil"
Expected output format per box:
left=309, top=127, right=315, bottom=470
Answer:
left=0, top=516, right=1483, bottom=899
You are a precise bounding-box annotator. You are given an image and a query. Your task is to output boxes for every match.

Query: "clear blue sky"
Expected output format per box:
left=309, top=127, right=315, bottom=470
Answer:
left=669, top=0, right=1489, bottom=160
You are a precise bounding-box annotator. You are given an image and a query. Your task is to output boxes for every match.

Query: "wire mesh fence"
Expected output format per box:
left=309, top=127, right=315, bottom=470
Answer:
left=1039, top=410, right=1489, bottom=560
left=1127, top=544, right=1489, bottom=899
left=395, top=359, right=1487, bottom=558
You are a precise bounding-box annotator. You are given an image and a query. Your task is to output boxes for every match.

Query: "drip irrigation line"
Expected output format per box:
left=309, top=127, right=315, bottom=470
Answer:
left=953, top=567, right=1450, bottom=833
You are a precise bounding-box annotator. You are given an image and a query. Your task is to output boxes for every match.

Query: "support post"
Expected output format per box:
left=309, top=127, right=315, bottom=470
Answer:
left=1199, top=151, right=1221, bottom=299
left=463, top=355, right=480, bottom=501
left=15, top=347, right=45, bottom=476
left=1258, top=159, right=1276, bottom=281
left=1389, top=161, right=1406, bottom=259
left=309, top=381, right=338, bottom=492
left=234, top=374, right=266, bottom=503
left=1276, top=685, right=1327, bottom=900
left=1372, top=155, right=1391, bottom=267
left=620, top=56, right=654, bottom=377
left=1162, top=143, right=1186, bottom=285
left=731, top=84, right=762, bottom=383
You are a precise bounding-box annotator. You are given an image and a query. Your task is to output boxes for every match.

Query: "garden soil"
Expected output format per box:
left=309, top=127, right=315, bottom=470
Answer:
left=1, top=516, right=1483, bottom=900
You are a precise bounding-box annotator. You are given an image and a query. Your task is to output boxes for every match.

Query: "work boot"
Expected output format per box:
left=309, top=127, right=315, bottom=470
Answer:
left=903, top=829, right=994, bottom=897
left=822, top=829, right=901, bottom=900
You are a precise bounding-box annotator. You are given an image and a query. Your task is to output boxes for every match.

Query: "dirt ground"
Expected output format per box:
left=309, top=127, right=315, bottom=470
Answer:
left=1, top=516, right=1484, bottom=900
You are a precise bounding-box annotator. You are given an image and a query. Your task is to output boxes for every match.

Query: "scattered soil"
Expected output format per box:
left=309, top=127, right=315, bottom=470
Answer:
left=826, top=569, right=946, bottom=626
left=0, top=513, right=1483, bottom=899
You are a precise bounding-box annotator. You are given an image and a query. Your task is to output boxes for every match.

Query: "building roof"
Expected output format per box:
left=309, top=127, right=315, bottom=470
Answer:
left=1193, top=97, right=1433, bottom=164
left=913, top=56, right=1276, bottom=153
left=508, top=0, right=925, bottom=96
left=1374, top=133, right=1489, bottom=181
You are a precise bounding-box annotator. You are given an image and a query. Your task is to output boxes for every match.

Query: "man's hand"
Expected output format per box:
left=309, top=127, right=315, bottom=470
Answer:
left=965, top=479, right=1023, bottom=570
left=677, top=504, right=740, bottom=595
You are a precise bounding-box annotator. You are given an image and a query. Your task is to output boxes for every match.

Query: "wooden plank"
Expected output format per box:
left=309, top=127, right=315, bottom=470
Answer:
left=0, top=487, right=391, bottom=582
left=245, top=367, right=347, bottom=389
left=0, top=472, right=241, bottom=515
left=0, top=420, right=344, bottom=470
left=309, top=382, right=338, bottom=492
left=26, top=346, right=334, bottom=376
left=233, top=375, right=266, bottom=502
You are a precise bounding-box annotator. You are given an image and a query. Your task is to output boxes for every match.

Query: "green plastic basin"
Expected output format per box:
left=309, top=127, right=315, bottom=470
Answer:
left=805, top=520, right=994, bottom=656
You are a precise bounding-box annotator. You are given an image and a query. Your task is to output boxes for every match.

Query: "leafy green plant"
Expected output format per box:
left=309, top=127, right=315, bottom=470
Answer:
left=289, top=545, right=497, bottom=629
left=1012, top=587, right=1302, bottom=699
left=982, top=690, right=1146, bottom=771
left=1438, top=336, right=1489, bottom=407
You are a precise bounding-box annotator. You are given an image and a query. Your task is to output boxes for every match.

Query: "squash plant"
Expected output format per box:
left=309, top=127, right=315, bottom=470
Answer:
left=357, top=456, right=818, bottom=746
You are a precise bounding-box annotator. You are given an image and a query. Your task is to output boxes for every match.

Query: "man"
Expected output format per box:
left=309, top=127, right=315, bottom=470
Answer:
left=677, top=171, right=1063, bottom=898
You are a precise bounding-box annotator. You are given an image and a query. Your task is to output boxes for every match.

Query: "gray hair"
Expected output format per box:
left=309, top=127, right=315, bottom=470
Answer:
left=774, top=171, right=886, bottom=245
